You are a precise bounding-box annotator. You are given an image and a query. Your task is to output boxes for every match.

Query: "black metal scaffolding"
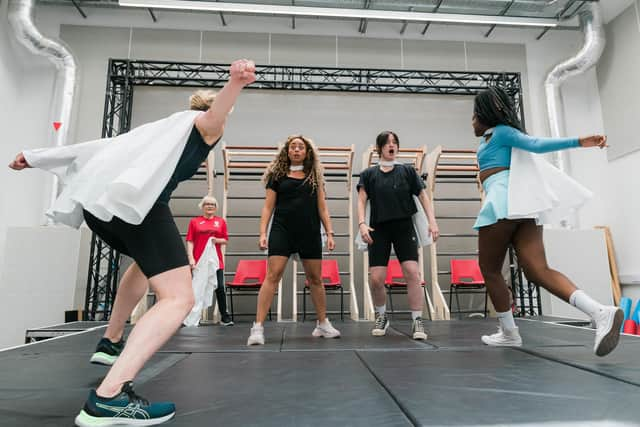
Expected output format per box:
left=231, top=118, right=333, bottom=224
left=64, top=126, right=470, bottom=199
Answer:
left=86, top=59, right=533, bottom=320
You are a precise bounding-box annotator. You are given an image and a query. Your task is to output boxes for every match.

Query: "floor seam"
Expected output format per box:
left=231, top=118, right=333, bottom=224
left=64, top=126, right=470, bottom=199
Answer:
left=514, top=346, right=640, bottom=388
left=354, top=350, right=419, bottom=427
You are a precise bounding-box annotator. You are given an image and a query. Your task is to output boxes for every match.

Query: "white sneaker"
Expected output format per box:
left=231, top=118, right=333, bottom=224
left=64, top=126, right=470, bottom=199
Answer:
left=481, top=326, right=523, bottom=347
left=247, top=322, right=265, bottom=346
left=312, top=319, right=341, bottom=338
left=412, top=317, right=427, bottom=340
left=593, top=306, right=623, bottom=357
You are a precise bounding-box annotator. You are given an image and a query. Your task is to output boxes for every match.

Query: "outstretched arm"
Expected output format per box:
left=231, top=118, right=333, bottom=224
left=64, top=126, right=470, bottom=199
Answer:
left=195, top=59, right=256, bottom=146
left=502, top=127, right=607, bottom=154
left=8, top=152, right=31, bottom=170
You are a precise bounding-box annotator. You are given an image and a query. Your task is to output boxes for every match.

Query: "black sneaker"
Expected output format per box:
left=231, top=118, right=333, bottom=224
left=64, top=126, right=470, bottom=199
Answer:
left=220, top=313, right=234, bottom=326
left=90, top=337, right=125, bottom=366
left=75, top=381, right=175, bottom=426
left=371, top=312, right=389, bottom=336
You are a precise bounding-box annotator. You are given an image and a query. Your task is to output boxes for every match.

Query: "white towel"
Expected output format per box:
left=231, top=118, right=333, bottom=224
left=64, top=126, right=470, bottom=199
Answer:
left=508, top=148, right=592, bottom=225
left=183, top=237, right=219, bottom=327
left=23, top=110, right=201, bottom=228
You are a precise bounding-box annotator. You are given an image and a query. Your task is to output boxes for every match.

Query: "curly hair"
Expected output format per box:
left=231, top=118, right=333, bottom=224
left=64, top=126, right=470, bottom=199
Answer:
left=262, top=135, right=324, bottom=193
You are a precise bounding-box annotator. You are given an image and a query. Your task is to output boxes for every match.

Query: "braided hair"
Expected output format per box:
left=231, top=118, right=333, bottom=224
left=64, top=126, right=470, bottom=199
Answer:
left=473, top=87, right=525, bottom=133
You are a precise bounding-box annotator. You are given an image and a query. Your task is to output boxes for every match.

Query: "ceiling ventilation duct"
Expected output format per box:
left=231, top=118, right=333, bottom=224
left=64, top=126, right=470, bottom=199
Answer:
left=544, top=1, right=604, bottom=174
left=8, top=0, right=79, bottom=214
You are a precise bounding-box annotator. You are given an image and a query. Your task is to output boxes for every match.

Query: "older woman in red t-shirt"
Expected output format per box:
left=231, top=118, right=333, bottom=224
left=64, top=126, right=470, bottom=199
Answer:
left=186, top=195, right=233, bottom=325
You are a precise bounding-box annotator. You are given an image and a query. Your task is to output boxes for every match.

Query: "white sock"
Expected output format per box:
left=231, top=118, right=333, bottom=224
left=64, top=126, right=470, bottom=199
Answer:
left=319, top=318, right=331, bottom=327
left=252, top=322, right=263, bottom=328
left=569, top=290, right=605, bottom=319
left=375, top=305, right=386, bottom=315
left=411, top=310, right=423, bottom=320
left=497, top=310, right=517, bottom=330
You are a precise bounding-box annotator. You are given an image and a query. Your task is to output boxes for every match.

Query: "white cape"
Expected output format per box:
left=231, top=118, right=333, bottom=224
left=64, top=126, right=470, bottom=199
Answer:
left=508, top=148, right=592, bottom=224
left=23, top=110, right=201, bottom=228
left=355, top=196, right=432, bottom=251
left=184, top=237, right=219, bottom=327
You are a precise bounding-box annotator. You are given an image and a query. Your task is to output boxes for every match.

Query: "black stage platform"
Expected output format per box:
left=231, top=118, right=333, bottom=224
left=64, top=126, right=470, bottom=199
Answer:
left=1, top=318, right=639, bottom=426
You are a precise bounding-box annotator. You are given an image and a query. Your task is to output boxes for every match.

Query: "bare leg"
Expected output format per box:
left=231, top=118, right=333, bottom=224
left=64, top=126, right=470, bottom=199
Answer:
left=478, top=220, right=520, bottom=312
left=255, top=256, right=288, bottom=324
left=401, top=260, right=423, bottom=312
left=96, top=265, right=194, bottom=397
left=103, top=263, right=148, bottom=342
left=301, top=259, right=326, bottom=322
left=369, top=267, right=387, bottom=307
left=512, top=220, right=577, bottom=302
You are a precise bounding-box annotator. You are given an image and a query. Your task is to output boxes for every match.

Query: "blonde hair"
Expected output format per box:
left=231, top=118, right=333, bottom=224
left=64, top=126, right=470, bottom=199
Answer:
left=262, top=135, right=324, bottom=193
left=198, top=195, right=218, bottom=210
left=190, top=90, right=217, bottom=111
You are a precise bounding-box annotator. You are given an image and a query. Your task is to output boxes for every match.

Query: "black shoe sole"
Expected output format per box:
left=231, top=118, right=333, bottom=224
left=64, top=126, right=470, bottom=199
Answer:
left=595, top=308, right=624, bottom=357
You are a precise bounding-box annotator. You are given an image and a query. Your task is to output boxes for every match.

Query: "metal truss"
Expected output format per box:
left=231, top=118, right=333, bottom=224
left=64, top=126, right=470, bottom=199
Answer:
left=509, top=247, right=543, bottom=317
left=83, top=61, right=133, bottom=320
left=88, top=59, right=529, bottom=319
left=108, top=59, right=522, bottom=96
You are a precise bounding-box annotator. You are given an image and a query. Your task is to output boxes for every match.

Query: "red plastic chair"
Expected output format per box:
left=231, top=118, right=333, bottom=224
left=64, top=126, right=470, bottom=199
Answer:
left=302, top=259, right=344, bottom=321
left=383, top=259, right=430, bottom=320
left=227, top=260, right=269, bottom=321
left=449, top=259, right=487, bottom=317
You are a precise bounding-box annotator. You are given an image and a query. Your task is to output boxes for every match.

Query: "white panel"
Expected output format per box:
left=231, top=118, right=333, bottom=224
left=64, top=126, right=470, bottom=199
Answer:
left=271, top=33, right=337, bottom=66
left=59, top=25, right=131, bottom=142
left=130, top=27, right=201, bottom=62
left=540, top=228, right=613, bottom=320
left=597, top=3, right=640, bottom=160
left=403, top=39, right=466, bottom=70
left=203, top=31, right=269, bottom=64
left=337, top=36, right=401, bottom=68
left=0, top=227, right=84, bottom=348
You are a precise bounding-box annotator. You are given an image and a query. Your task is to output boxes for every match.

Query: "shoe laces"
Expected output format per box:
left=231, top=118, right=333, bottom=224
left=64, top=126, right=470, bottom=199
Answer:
left=374, top=312, right=387, bottom=329
left=413, top=318, right=425, bottom=333
left=121, top=382, right=149, bottom=406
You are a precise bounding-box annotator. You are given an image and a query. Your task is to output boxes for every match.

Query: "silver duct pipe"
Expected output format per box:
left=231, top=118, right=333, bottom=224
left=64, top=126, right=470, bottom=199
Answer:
left=544, top=2, right=605, bottom=173
left=8, top=0, right=78, bottom=213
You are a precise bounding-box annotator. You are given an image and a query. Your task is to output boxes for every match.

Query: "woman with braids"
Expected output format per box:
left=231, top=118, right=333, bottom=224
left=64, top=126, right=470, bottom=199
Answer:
left=247, top=135, right=341, bottom=345
left=472, top=87, right=622, bottom=356
left=10, top=60, right=255, bottom=425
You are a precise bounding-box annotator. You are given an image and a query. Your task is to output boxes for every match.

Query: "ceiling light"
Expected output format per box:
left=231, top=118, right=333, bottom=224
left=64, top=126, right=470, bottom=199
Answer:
left=118, top=0, right=563, bottom=28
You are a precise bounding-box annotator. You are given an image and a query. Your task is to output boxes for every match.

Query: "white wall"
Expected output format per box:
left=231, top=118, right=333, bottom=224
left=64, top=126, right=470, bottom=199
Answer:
left=0, top=1, right=75, bottom=347
left=597, top=3, right=640, bottom=293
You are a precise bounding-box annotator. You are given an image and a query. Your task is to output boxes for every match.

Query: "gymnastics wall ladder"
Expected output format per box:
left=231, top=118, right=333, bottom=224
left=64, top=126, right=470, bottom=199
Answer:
left=425, top=146, right=482, bottom=319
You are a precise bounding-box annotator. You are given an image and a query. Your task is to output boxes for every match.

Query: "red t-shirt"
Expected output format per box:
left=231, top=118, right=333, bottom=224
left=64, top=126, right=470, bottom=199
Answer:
left=186, top=216, right=228, bottom=269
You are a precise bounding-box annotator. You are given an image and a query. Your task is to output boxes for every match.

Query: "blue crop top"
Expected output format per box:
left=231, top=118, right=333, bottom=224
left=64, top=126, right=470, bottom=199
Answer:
left=477, top=124, right=580, bottom=171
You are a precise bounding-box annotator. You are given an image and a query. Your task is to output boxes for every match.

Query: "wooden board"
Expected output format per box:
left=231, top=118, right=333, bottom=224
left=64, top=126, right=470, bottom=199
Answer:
left=594, top=226, right=622, bottom=305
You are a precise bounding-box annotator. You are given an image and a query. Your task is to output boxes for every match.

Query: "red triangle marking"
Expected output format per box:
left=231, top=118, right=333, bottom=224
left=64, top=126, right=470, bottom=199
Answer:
left=53, top=122, right=62, bottom=131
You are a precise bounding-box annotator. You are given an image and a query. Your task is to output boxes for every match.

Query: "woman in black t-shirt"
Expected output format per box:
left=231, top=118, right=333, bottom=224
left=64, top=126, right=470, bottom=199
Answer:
left=357, top=131, right=439, bottom=340
left=247, top=135, right=341, bottom=345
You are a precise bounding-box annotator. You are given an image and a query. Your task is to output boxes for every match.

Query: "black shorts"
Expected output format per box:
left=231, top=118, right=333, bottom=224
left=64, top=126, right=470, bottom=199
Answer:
left=368, top=217, right=419, bottom=267
left=268, top=222, right=322, bottom=259
left=83, top=203, right=189, bottom=278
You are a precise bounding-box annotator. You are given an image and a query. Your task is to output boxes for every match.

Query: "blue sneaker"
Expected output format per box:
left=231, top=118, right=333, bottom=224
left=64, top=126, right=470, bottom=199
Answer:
left=75, top=382, right=175, bottom=426
left=90, top=337, right=125, bottom=366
